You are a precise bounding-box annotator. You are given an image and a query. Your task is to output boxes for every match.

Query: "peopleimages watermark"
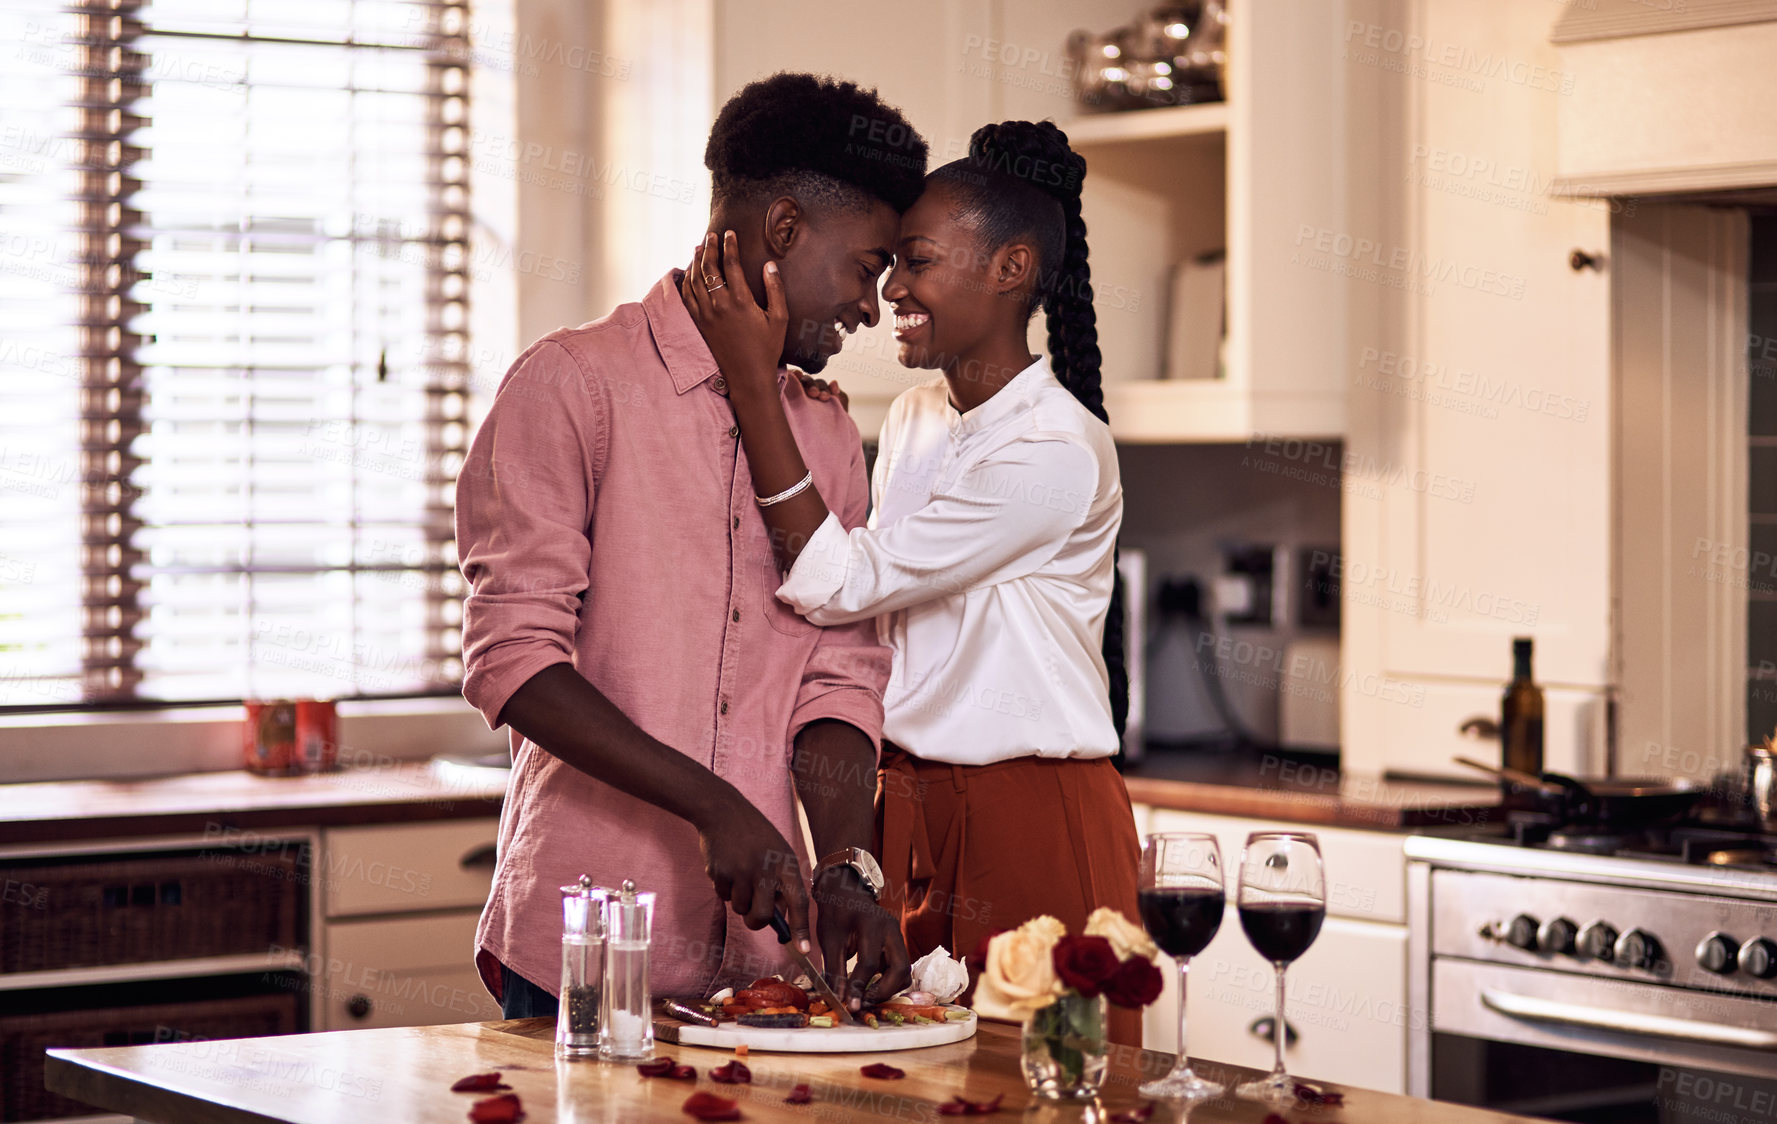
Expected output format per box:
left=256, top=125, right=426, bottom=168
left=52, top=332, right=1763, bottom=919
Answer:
left=1343, top=20, right=1576, bottom=95
left=1294, top=225, right=1527, bottom=301
left=1355, top=346, right=1592, bottom=423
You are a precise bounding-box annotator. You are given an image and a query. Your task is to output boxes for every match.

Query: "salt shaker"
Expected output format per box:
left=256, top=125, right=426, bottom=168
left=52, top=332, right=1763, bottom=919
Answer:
left=598, top=878, right=655, bottom=1061
left=555, top=875, right=607, bottom=1059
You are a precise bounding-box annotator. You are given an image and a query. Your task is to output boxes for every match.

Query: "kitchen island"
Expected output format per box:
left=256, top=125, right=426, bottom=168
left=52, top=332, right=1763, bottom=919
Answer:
left=45, top=1016, right=1553, bottom=1123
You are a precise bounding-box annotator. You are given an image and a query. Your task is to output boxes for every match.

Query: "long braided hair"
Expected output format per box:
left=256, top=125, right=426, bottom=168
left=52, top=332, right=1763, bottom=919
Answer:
left=929, top=121, right=1130, bottom=742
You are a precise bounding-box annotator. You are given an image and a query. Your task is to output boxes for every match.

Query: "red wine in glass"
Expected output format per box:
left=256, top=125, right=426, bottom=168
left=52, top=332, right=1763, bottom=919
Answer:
left=1234, top=832, right=1327, bottom=1107
left=1139, top=887, right=1225, bottom=960
left=1237, top=900, right=1325, bottom=963
left=1136, top=833, right=1225, bottom=1104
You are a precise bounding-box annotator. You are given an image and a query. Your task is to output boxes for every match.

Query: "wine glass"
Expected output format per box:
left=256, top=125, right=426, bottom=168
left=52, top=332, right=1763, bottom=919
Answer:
left=1234, top=831, right=1326, bottom=1106
left=1136, top=832, right=1225, bottom=1103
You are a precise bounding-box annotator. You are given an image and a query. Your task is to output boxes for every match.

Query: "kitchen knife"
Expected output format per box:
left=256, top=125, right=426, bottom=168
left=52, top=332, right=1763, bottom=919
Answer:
left=770, top=908, right=858, bottom=1027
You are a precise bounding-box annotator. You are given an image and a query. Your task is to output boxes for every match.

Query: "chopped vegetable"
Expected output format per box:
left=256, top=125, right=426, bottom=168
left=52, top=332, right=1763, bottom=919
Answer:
left=467, top=1092, right=524, bottom=1122
left=859, top=1063, right=905, bottom=1080
left=807, top=1015, right=834, bottom=1028
left=944, top=1010, right=972, bottom=1021
left=450, top=1073, right=510, bottom=1093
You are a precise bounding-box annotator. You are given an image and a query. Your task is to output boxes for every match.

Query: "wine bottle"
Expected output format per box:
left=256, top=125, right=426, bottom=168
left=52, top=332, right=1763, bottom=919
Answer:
left=1500, top=637, right=1545, bottom=806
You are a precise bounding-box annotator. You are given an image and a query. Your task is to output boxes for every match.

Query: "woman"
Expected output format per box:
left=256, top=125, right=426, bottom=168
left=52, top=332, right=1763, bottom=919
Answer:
left=683, top=121, right=1141, bottom=1042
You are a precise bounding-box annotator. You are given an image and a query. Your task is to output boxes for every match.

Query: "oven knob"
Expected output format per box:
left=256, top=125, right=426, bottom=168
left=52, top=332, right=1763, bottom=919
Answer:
left=1506, top=914, right=1540, bottom=952
left=1579, top=921, right=1619, bottom=962
left=1539, top=917, right=1578, bottom=956
left=1616, top=928, right=1663, bottom=971
left=1741, top=938, right=1777, bottom=979
left=1697, top=933, right=1739, bottom=975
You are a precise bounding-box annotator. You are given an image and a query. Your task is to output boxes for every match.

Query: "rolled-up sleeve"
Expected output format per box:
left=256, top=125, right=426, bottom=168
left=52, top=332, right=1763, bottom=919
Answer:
left=786, top=435, right=891, bottom=753
left=777, top=434, right=1099, bottom=627
left=455, top=341, right=605, bottom=729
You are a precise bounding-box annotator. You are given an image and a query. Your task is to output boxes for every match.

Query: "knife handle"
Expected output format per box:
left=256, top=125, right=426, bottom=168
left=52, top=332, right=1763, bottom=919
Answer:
left=769, top=907, right=793, bottom=945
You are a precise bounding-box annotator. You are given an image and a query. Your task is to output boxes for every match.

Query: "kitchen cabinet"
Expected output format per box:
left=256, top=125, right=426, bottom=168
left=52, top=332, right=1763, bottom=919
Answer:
left=318, top=820, right=502, bottom=1032
left=1141, top=807, right=1408, bottom=1093
left=1341, top=0, right=1613, bottom=778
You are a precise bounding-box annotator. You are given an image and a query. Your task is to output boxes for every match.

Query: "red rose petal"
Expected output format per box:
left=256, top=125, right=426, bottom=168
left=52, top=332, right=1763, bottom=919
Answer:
left=936, top=1093, right=1004, bottom=1115
left=710, top=1060, right=752, bottom=1085
left=1293, top=1082, right=1344, bottom=1106
left=1110, top=1106, right=1156, bottom=1123
left=637, top=1058, right=674, bottom=1078
left=682, top=1091, right=742, bottom=1121
left=785, top=1083, right=812, bottom=1105
left=671, top=1064, right=696, bottom=1080
left=859, top=1063, right=905, bottom=1080
left=1262, top=1115, right=1290, bottom=1124
left=467, top=1092, right=525, bottom=1123
left=451, top=1072, right=510, bottom=1093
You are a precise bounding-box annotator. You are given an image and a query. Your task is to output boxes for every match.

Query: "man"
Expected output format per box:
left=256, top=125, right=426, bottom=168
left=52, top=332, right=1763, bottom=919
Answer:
left=455, top=72, right=929, bottom=1015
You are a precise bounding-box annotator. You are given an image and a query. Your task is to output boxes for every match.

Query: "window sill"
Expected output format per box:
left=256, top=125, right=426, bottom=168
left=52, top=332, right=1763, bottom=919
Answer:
left=0, top=696, right=504, bottom=785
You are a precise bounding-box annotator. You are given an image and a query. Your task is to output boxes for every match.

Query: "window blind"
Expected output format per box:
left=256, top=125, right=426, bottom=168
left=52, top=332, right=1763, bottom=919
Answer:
left=0, top=0, right=472, bottom=708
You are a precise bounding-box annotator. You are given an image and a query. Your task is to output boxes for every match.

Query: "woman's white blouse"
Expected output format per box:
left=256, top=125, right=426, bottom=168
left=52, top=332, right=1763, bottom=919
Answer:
left=776, top=356, right=1123, bottom=764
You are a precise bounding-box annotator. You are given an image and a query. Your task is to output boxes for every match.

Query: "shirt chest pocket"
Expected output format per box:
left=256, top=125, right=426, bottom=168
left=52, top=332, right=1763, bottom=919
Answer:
left=754, top=524, right=816, bottom=637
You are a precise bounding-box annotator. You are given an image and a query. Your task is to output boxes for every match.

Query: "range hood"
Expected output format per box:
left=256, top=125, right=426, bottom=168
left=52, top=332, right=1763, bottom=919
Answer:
left=1550, top=0, right=1777, bottom=198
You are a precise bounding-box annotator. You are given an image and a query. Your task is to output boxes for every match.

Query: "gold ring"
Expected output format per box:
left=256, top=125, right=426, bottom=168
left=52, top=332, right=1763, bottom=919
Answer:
left=705, top=280, right=726, bottom=293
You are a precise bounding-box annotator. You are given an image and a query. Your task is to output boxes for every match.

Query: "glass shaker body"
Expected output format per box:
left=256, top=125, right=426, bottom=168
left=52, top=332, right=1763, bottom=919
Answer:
left=556, top=877, right=607, bottom=1059
left=598, top=881, right=655, bottom=1061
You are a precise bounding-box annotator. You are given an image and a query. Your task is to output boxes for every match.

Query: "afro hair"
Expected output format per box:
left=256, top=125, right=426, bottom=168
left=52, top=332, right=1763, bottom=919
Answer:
left=705, top=72, right=929, bottom=214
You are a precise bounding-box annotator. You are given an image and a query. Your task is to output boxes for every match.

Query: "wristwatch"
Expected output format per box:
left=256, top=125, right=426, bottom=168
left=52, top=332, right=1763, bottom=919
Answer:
left=813, top=847, right=885, bottom=902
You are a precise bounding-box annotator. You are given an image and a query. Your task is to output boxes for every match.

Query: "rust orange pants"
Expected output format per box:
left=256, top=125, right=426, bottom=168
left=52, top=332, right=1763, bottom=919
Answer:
left=875, top=744, right=1144, bottom=1046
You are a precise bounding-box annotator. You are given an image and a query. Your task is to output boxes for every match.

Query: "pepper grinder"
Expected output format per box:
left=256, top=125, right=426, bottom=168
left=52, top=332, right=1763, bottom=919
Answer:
left=555, top=875, right=607, bottom=1060
left=598, top=878, right=655, bottom=1061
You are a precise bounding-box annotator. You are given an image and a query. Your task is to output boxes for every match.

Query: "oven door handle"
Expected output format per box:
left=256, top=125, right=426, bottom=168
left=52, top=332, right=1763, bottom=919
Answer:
left=1480, top=988, right=1777, bottom=1052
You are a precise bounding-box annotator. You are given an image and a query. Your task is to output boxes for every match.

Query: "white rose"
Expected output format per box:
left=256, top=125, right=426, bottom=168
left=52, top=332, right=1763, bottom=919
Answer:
left=909, top=946, right=969, bottom=1005
left=1084, top=906, right=1157, bottom=962
left=972, top=915, right=1065, bottom=1021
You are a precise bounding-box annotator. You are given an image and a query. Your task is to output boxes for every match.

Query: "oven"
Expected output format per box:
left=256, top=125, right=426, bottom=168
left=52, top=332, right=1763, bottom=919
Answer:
left=1407, top=837, right=1777, bottom=1123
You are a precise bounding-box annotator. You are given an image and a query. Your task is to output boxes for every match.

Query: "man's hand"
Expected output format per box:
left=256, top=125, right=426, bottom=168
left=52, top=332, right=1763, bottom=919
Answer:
left=795, top=373, right=850, bottom=412
left=696, top=799, right=812, bottom=949
left=813, top=864, right=911, bottom=1010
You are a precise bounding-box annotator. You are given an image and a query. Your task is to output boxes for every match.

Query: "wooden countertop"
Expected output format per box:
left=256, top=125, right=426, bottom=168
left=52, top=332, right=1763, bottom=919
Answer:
left=0, top=761, right=508, bottom=845
left=1122, top=751, right=1500, bottom=830
left=46, top=1016, right=1552, bottom=1124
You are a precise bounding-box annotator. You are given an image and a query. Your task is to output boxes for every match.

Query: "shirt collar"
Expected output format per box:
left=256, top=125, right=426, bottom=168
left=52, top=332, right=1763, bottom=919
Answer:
left=642, top=269, right=788, bottom=395
left=947, top=355, right=1056, bottom=436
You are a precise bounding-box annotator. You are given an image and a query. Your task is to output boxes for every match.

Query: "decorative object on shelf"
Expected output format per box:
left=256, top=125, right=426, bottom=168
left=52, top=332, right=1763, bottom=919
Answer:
left=1164, top=249, right=1226, bottom=380
left=974, top=910, right=1164, bottom=1100
left=1067, top=3, right=1227, bottom=113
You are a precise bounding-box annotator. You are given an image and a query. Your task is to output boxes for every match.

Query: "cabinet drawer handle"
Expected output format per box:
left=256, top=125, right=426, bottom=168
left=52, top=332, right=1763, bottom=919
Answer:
left=346, top=994, right=373, bottom=1020
left=1248, top=1015, right=1298, bottom=1047
left=459, top=843, right=498, bottom=870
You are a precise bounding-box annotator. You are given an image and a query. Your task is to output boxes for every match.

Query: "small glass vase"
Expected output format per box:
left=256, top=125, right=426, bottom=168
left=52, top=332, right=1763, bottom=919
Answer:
left=1021, top=991, right=1110, bottom=1100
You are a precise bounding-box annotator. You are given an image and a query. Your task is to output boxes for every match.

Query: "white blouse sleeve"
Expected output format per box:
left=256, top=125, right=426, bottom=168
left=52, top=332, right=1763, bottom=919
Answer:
left=776, top=434, right=1100, bottom=626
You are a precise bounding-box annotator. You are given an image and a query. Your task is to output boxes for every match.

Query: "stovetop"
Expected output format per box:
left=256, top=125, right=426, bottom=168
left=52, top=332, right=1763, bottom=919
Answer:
left=1478, top=813, right=1777, bottom=869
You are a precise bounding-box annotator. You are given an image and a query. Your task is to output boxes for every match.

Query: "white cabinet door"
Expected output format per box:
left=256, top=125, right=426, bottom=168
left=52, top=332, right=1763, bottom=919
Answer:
left=322, top=818, right=499, bottom=918
left=1343, top=0, right=1614, bottom=776
left=322, top=911, right=500, bottom=1030
left=1144, top=913, right=1408, bottom=1094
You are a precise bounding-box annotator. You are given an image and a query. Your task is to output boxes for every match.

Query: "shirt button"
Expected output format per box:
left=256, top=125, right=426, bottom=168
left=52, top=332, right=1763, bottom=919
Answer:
left=720, top=699, right=729, bottom=715
left=731, top=608, right=741, bottom=622
left=728, top=425, right=740, bottom=438
left=733, top=515, right=740, bottom=529
left=712, top=376, right=728, bottom=394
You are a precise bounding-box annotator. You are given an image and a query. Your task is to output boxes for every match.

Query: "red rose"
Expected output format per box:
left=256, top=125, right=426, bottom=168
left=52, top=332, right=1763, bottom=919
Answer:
left=1051, top=935, right=1120, bottom=996
left=1102, top=955, right=1163, bottom=1009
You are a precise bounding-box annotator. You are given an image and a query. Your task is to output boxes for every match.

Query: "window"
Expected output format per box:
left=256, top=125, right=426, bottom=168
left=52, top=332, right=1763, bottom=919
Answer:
left=0, top=0, right=472, bottom=708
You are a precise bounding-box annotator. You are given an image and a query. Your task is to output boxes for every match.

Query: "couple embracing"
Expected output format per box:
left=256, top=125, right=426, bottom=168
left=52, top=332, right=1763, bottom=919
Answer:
left=456, top=72, right=1143, bottom=1043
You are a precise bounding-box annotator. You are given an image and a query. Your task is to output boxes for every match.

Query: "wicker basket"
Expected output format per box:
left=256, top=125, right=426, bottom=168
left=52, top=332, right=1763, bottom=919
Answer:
left=2, top=986, right=301, bottom=1122
left=0, top=844, right=307, bottom=975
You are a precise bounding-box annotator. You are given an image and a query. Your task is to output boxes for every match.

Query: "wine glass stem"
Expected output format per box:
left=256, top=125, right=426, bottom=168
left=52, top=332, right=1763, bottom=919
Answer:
left=1174, top=958, right=1191, bottom=1075
left=1272, top=962, right=1288, bottom=1078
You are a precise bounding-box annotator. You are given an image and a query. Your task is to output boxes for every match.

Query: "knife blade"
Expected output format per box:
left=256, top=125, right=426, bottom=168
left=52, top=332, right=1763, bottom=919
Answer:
left=770, top=908, right=858, bottom=1027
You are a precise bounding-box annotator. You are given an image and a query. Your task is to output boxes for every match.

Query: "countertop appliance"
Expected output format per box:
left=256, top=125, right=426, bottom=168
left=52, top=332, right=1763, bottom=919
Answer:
left=1407, top=811, right=1777, bottom=1122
